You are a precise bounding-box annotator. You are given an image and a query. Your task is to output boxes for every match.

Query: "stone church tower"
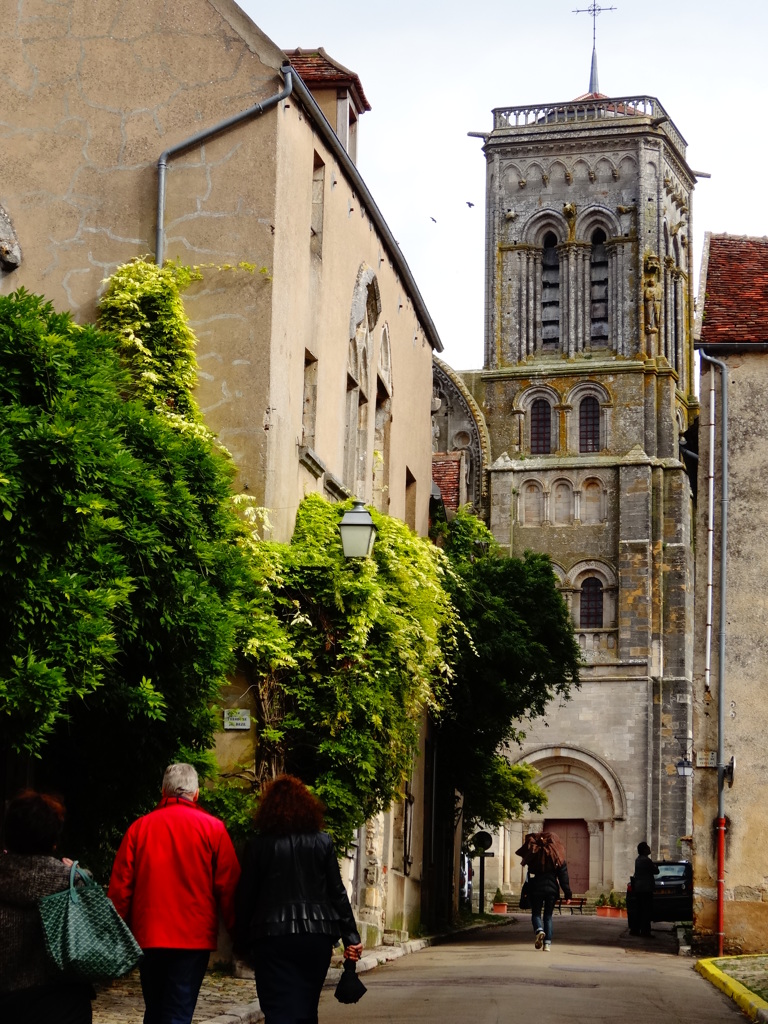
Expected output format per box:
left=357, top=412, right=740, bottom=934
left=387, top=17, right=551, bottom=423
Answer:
left=450, top=72, right=699, bottom=892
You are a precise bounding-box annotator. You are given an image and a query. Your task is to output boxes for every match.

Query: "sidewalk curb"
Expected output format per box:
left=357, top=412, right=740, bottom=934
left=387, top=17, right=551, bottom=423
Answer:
left=696, top=957, right=768, bottom=1023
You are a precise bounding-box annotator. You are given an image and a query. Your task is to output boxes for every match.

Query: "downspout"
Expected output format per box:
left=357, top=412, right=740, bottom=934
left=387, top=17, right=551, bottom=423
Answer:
left=700, top=351, right=728, bottom=957
left=155, top=63, right=293, bottom=265
left=703, top=365, right=716, bottom=694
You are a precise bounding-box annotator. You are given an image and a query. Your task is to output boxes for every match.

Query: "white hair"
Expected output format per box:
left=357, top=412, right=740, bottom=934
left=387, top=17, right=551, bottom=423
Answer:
left=162, top=763, right=199, bottom=798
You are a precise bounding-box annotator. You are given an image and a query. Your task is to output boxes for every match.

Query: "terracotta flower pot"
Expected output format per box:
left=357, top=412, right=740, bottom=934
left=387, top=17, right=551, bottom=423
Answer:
left=492, top=902, right=508, bottom=914
left=596, top=905, right=626, bottom=918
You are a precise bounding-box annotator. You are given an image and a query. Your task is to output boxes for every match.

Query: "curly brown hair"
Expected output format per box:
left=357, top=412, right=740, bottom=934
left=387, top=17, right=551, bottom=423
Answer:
left=253, top=775, right=325, bottom=835
left=3, top=790, right=67, bottom=855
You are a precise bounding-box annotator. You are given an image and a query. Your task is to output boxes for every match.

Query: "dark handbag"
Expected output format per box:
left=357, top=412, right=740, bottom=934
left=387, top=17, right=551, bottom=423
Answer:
left=334, top=958, right=367, bottom=1004
left=39, top=861, right=143, bottom=980
left=518, top=873, right=531, bottom=911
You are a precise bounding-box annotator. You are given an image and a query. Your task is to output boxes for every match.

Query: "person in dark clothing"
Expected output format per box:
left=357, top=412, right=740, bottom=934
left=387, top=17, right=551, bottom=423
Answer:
left=630, top=841, right=659, bottom=937
left=0, top=791, right=93, bottom=1024
left=235, top=775, right=362, bottom=1024
left=516, top=831, right=572, bottom=952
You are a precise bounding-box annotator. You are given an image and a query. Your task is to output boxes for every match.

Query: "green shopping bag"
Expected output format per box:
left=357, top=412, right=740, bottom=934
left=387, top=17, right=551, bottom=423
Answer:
left=39, top=861, right=143, bottom=980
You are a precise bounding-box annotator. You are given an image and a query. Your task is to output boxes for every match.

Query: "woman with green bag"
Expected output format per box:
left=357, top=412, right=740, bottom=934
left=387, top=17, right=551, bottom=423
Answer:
left=0, top=791, right=93, bottom=1023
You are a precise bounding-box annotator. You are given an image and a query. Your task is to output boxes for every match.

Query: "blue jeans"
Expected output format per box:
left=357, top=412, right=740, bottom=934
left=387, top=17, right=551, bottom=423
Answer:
left=139, top=948, right=210, bottom=1024
left=531, top=893, right=557, bottom=943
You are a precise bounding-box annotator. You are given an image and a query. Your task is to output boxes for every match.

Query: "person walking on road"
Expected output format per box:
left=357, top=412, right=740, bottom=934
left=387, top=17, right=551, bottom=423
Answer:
left=108, top=763, right=241, bottom=1024
left=0, top=791, right=94, bottom=1024
left=516, top=831, right=572, bottom=952
left=630, top=841, right=659, bottom=937
left=234, top=774, right=363, bottom=1024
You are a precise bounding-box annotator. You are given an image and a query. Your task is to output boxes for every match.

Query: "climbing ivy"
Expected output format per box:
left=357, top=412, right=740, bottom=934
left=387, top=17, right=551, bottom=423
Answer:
left=238, top=493, right=461, bottom=849
left=0, top=275, right=253, bottom=871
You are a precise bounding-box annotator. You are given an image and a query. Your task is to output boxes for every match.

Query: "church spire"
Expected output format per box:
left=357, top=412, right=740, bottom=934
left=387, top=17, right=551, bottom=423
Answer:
left=589, top=44, right=599, bottom=95
left=574, top=3, right=616, bottom=95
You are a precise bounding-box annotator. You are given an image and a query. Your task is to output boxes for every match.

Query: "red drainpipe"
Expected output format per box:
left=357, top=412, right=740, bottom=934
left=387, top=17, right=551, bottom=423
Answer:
left=716, top=816, right=726, bottom=956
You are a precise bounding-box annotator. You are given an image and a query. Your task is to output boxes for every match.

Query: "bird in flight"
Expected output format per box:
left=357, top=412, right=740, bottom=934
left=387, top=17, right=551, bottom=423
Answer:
left=430, top=216, right=437, bottom=223
left=466, top=201, right=475, bottom=208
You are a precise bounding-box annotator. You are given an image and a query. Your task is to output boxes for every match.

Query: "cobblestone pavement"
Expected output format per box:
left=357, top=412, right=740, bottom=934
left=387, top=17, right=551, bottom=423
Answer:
left=93, top=971, right=260, bottom=1023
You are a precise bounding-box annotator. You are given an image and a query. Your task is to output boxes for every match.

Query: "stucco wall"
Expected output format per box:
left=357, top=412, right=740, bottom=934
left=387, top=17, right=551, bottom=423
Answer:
left=0, top=0, right=434, bottom=543
left=693, top=354, right=768, bottom=953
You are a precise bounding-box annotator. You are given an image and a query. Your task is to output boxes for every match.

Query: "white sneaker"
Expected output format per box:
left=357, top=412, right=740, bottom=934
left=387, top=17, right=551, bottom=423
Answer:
left=543, top=943, right=551, bottom=952
left=534, top=930, right=545, bottom=949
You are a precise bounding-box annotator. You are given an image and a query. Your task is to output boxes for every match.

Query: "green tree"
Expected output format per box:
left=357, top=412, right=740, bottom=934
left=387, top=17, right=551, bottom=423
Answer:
left=0, top=280, right=252, bottom=872
left=238, top=493, right=460, bottom=849
left=436, top=507, right=582, bottom=835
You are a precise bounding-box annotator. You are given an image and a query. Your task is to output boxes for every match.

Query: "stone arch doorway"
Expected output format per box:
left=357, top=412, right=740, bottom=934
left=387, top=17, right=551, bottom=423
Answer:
left=543, top=818, right=589, bottom=893
left=504, top=744, right=628, bottom=894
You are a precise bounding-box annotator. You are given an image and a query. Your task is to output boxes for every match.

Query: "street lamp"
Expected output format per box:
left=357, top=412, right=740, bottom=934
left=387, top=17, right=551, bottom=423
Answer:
left=675, top=733, right=694, bottom=778
left=338, top=500, right=376, bottom=559
left=676, top=758, right=694, bottom=778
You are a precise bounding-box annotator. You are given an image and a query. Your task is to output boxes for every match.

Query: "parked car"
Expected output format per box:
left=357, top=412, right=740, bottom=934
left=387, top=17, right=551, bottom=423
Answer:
left=626, top=860, right=693, bottom=929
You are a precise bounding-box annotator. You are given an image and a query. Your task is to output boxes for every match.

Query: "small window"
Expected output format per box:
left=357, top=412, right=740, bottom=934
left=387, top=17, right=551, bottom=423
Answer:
left=579, top=396, right=600, bottom=453
left=311, top=154, right=325, bottom=257
left=580, top=577, right=603, bottom=628
left=531, top=399, right=552, bottom=455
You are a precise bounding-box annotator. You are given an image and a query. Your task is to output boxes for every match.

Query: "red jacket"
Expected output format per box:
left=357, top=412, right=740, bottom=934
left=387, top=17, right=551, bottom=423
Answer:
left=108, top=797, right=241, bottom=950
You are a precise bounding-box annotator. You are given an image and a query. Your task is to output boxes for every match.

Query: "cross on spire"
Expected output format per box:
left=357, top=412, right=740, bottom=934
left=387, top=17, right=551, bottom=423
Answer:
left=573, top=3, right=616, bottom=95
left=574, top=2, right=616, bottom=47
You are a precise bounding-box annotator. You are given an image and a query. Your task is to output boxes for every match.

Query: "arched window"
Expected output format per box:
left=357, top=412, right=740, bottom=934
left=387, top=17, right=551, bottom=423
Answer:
left=579, top=396, right=600, bottom=453
left=590, top=229, right=609, bottom=342
left=530, top=398, right=552, bottom=455
left=580, top=577, right=603, bottom=628
left=541, top=231, right=560, bottom=350
left=523, top=482, right=544, bottom=525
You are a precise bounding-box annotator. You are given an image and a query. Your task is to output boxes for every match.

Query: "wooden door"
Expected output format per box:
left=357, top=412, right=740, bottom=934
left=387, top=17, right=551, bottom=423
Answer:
left=543, top=818, right=590, bottom=894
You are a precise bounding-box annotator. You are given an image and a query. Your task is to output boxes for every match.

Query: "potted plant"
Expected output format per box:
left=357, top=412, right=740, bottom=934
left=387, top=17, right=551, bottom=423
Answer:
left=608, top=890, right=627, bottom=918
left=492, top=888, right=507, bottom=913
left=596, top=891, right=627, bottom=918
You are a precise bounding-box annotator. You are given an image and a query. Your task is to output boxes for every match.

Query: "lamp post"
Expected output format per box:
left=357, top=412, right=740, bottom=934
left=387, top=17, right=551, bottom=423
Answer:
left=338, top=500, right=376, bottom=559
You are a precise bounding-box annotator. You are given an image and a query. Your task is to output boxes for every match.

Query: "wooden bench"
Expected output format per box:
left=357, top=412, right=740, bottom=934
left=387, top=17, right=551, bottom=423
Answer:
left=555, top=896, right=587, bottom=915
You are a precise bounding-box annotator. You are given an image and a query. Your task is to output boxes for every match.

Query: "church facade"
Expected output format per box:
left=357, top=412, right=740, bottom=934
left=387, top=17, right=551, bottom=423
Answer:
left=439, top=88, right=700, bottom=894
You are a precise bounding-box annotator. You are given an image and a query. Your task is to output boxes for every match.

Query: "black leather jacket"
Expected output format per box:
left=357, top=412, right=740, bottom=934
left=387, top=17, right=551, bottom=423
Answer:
left=528, top=861, right=572, bottom=900
left=235, top=831, right=360, bottom=949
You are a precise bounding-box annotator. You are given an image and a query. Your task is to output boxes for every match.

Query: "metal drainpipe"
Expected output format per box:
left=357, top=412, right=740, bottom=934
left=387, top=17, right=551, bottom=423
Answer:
left=703, top=364, right=716, bottom=694
left=700, top=350, right=729, bottom=957
left=155, top=63, right=293, bottom=265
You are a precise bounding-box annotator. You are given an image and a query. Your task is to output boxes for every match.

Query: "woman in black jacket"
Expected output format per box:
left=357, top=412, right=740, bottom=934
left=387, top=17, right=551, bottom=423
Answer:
left=235, top=775, right=362, bottom=1024
left=517, top=831, right=572, bottom=952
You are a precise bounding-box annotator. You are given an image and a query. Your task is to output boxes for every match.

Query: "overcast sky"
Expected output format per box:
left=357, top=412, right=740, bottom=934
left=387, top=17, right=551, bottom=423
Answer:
left=242, top=0, right=767, bottom=370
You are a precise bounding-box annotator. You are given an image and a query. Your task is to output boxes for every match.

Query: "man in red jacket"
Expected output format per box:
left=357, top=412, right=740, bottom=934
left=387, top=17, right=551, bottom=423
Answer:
left=108, top=763, right=241, bottom=1024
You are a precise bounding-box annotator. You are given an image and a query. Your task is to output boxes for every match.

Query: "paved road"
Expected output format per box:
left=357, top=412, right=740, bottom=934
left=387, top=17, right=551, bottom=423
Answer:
left=317, top=915, right=743, bottom=1024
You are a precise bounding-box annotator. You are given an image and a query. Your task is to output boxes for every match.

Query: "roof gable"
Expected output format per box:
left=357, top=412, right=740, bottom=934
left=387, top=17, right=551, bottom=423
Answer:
left=699, top=234, right=768, bottom=347
left=284, top=47, right=371, bottom=113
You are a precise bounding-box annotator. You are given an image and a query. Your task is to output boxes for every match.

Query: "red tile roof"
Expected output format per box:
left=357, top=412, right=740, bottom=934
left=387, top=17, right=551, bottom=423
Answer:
left=699, top=234, right=768, bottom=346
left=284, top=48, right=371, bottom=113
left=432, top=453, right=464, bottom=513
